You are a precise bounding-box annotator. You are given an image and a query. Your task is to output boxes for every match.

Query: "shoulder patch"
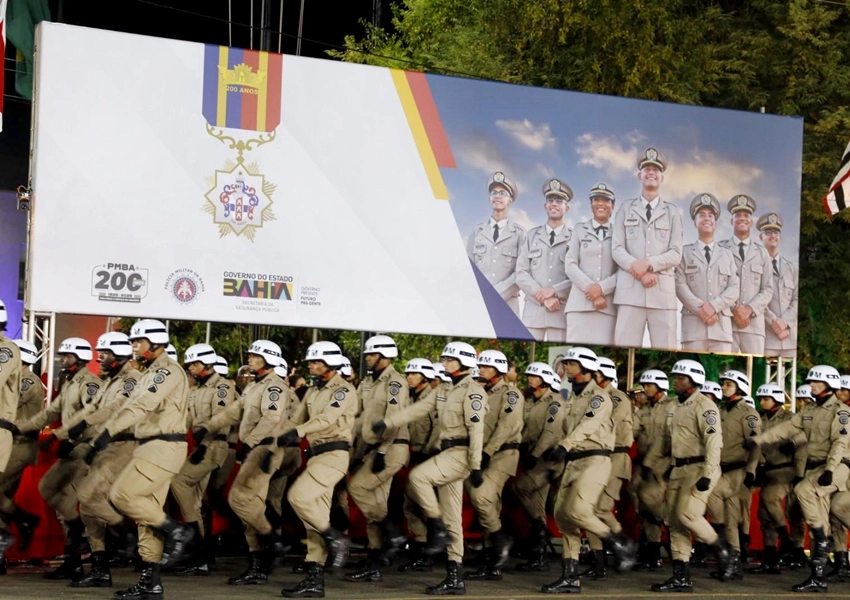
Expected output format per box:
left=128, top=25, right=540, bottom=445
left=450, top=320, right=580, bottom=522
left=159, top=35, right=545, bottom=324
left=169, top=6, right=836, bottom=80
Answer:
left=269, top=391, right=280, bottom=402
left=337, top=387, right=350, bottom=394
left=470, top=414, right=480, bottom=423
left=505, top=406, right=513, bottom=413
left=268, top=386, right=283, bottom=394
left=217, top=383, right=229, bottom=389
left=156, top=368, right=171, bottom=376
left=389, top=381, right=402, bottom=395
left=153, top=374, right=165, bottom=384
left=706, top=427, right=716, bottom=434
left=147, top=384, right=158, bottom=393
left=840, top=415, right=849, bottom=425
left=330, top=400, right=341, bottom=408
left=471, top=400, right=482, bottom=411
left=21, top=379, right=32, bottom=392
left=746, top=415, right=759, bottom=429
left=267, top=402, right=278, bottom=411
left=469, top=393, right=483, bottom=401
left=507, top=391, right=519, bottom=405
left=549, top=403, right=560, bottom=416
left=838, top=410, right=850, bottom=418
left=86, top=383, right=100, bottom=396
left=389, top=397, right=398, bottom=405
left=334, top=390, right=346, bottom=401
left=217, top=389, right=228, bottom=399
left=590, top=396, right=604, bottom=409
left=217, top=399, right=226, bottom=406
left=703, top=410, right=717, bottom=417
left=124, top=379, right=137, bottom=392
left=0, top=349, right=10, bottom=363
left=706, top=415, right=717, bottom=425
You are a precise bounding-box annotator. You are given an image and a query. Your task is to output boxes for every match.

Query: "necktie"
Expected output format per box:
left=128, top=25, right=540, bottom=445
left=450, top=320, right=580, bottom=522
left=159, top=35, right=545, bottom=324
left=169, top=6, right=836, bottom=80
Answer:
left=738, top=241, right=745, bottom=262
left=773, top=258, right=779, bottom=276
left=549, top=230, right=555, bottom=245
left=646, top=204, right=652, bottom=222
left=595, top=225, right=607, bottom=239
left=704, top=245, right=711, bottom=264
left=493, top=224, right=499, bottom=242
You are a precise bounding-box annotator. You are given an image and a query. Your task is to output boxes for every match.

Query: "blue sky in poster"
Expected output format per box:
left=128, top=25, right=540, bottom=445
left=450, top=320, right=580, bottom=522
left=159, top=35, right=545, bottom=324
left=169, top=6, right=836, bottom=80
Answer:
left=426, top=74, right=804, bottom=261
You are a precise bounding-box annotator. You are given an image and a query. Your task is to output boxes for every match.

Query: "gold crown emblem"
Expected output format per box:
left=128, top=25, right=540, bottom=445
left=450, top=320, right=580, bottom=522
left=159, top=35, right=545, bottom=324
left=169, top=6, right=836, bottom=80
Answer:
left=701, top=194, right=712, bottom=205
left=768, top=213, right=778, bottom=224
left=218, top=63, right=268, bottom=89
left=598, top=183, right=607, bottom=190
left=646, top=148, right=658, bottom=160
left=550, top=179, right=560, bottom=191
left=737, top=195, right=749, bottom=206
left=493, top=172, right=505, bottom=183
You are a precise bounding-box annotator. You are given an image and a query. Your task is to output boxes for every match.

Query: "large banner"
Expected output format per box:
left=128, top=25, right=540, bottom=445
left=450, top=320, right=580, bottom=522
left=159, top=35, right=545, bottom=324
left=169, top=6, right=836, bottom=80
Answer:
left=27, top=24, right=803, bottom=356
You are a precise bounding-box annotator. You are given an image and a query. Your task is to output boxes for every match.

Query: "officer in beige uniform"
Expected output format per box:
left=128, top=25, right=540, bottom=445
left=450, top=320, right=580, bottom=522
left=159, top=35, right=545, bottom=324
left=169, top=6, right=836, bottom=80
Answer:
left=706, top=370, right=761, bottom=579
left=564, top=183, right=617, bottom=344
left=467, top=172, right=528, bottom=314
left=650, top=360, right=730, bottom=593
left=0, top=321, right=24, bottom=561
left=516, top=179, right=573, bottom=341
left=541, top=348, right=636, bottom=594
left=278, top=341, right=356, bottom=598
left=86, top=319, right=194, bottom=600
left=675, top=194, right=740, bottom=352
left=18, top=337, right=100, bottom=581
left=612, top=149, right=683, bottom=349
left=465, top=350, right=523, bottom=580
left=828, top=375, right=850, bottom=581
left=758, top=213, right=797, bottom=357
left=718, top=195, right=775, bottom=354
left=372, top=341, right=485, bottom=595
left=746, top=365, right=848, bottom=592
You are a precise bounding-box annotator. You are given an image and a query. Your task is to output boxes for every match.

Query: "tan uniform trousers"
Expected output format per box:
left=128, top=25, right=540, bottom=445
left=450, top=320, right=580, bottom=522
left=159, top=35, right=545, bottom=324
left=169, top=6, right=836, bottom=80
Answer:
left=77, top=441, right=136, bottom=552
left=527, top=327, right=566, bottom=343
left=829, top=515, right=848, bottom=552
left=228, top=445, right=285, bottom=552
left=758, top=467, right=794, bottom=547
left=406, top=447, right=469, bottom=563
left=39, top=456, right=88, bottom=523
left=566, top=311, right=616, bottom=346
left=794, top=463, right=850, bottom=534
left=707, top=469, right=747, bottom=551
left=288, top=449, right=349, bottom=564
left=588, top=470, right=627, bottom=550
left=553, top=455, right=612, bottom=560
left=349, top=444, right=409, bottom=550
left=266, top=447, right=302, bottom=533
left=0, top=440, right=38, bottom=528
left=404, top=455, right=430, bottom=543
left=210, top=447, right=237, bottom=491
left=666, top=463, right=720, bottom=561
left=614, top=306, right=677, bottom=349
left=110, top=441, right=187, bottom=563
left=828, top=490, right=850, bottom=543
left=637, top=470, right=667, bottom=543
left=0, top=430, right=13, bottom=473
left=513, top=460, right=564, bottom=523
left=466, top=449, right=518, bottom=534
left=170, top=441, right=230, bottom=535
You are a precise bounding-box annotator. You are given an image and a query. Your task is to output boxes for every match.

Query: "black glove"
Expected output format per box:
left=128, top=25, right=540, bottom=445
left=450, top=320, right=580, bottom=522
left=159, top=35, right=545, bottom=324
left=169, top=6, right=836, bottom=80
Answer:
left=92, top=430, right=112, bottom=452
left=818, top=470, right=833, bottom=487
left=754, top=466, right=766, bottom=488
left=481, top=451, right=491, bottom=471
left=57, top=440, right=76, bottom=459
left=663, top=466, right=673, bottom=481
left=68, top=420, right=88, bottom=441
left=544, top=446, right=567, bottom=463
left=276, top=429, right=299, bottom=447
left=778, top=440, right=796, bottom=456
left=695, top=477, right=711, bottom=492
left=470, top=469, right=484, bottom=488
left=744, top=472, right=756, bottom=488
left=742, top=437, right=758, bottom=451
left=83, top=445, right=98, bottom=466
left=38, top=433, right=57, bottom=452
left=236, top=444, right=252, bottom=462
left=189, top=444, right=207, bottom=465
left=371, top=420, right=387, bottom=435
left=521, top=454, right=537, bottom=471
left=371, top=452, right=386, bottom=473
left=259, top=450, right=273, bottom=474
left=640, top=464, right=651, bottom=480
left=791, top=475, right=804, bottom=487
left=191, top=427, right=208, bottom=445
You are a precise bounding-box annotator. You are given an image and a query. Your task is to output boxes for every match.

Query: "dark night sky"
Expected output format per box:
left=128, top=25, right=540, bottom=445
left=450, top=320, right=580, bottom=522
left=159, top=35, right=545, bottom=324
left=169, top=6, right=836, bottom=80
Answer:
left=1, top=0, right=383, bottom=189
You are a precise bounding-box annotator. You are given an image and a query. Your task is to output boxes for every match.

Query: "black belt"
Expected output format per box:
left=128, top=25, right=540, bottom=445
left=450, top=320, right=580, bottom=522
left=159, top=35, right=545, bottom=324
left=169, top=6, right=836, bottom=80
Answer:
left=441, top=438, right=470, bottom=450
left=0, top=419, right=18, bottom=435
left=498, top=442, right=520, bottom=452
left=139, top=433, right=186, bottom=444
left=22, top=431, right=39, bottom=440
left=255, top=437, right=275, bottom=447
left=567, top=449, right=611, bottom=461
left=613, top=446, right=630, bottom=454
left=721, top=461, right=747, bottom=473
left=112, top=433, right=136, bottom=443
left=764, top=462, right=794, bottom=472
left=807, top=459, right=827, bottom=470
left=367, top=439, right=411, bottom=453
left=283, top=442, right=300, bottom=448
left=675, top=456, right=705, bottom=467
left=306, top=441, right=350, bottom=458
left=213, top=434, right=229, bottom=442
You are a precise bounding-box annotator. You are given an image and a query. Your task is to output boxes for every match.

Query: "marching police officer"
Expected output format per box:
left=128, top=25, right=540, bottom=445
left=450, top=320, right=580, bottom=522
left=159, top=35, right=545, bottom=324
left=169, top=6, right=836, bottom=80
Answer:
left=467, top=172, right=528, bottom=314
left=757, top=213, right=797, bottom=357
left=718, top=195, right=775, bottom=354
left=612, top=148, right=683, bottom=348
left=516, top=179, right=573, bottom=341
left=675, top=194, right=740, bottom=352
left=564, top=183, right=618, bottom=345
left=0, top=313, right=23, bottom=561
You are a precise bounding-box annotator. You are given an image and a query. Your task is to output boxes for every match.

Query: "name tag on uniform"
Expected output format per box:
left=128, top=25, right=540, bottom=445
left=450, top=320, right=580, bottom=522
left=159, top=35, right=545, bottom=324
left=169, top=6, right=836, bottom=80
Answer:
left=625, top=217, right=640, bottom=225
left=474, top=244, right=487, bottom=254
left=529, top=248, right=543, bottom=258
left=437, top=396, right=447, bottom=402
left=685, top=263, right=699, bottom=273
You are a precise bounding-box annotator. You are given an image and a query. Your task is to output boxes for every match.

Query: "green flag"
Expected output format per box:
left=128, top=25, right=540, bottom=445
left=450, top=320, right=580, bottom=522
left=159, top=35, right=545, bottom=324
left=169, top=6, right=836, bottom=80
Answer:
left=6, top=0, right=50, bottom=99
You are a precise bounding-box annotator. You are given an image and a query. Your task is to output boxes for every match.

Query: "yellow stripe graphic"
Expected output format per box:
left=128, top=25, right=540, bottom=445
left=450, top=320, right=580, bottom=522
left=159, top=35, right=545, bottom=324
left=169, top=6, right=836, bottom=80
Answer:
left=257, top=51, right=269, bottom=132
left=216, top=46, right=229, bottom=127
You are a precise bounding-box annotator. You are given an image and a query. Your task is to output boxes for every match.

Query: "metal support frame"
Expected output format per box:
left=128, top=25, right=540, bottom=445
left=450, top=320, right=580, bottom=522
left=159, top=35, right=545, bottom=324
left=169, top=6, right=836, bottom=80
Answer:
left=766, top=356, right=798, bottom=412
left=24, top=310, right=56, bottom=403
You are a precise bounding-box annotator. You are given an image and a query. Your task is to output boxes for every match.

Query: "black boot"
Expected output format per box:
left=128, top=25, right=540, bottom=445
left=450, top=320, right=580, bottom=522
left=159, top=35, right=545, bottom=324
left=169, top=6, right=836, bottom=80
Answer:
left=739, top=529, right=750, bottom=565
left=517, top=546, right=550, bottom=571
left=711, top=550, right=741, bottom=581
left=320, top=527, right=350, bottom=570
left=604, top=532, right=638, bottom=572
left=425, top=560, right=466, bottom=595
left=709, top=525, right=732, bottom=580
left=11, top=507, right=39, bottom=551
left=281, top=563, right=325, bottom=598
left=634, top=541, right=663, bottom=571
left=43, top=548, right=84, bottom=581
left=174, top=522, right=210, bottom=576
left=259, top=531, right=290, bottom=572
left=71, top=551, right=112, bottom=587
left=108, top=522, right=138, bottom=568
left=541, top=558, right=580, bottom=593
left=826, top=551, right=850, bottom=581
left=690, top=541, right=708, bottom=568
left=156, top=518, right=195, bottom=567
left=379, top=518, right=407, bottom=559
left=114, top=562, right=163, bottom=600
left=810, top=527, right=829, bottom=566
left=65, top=518, right=86, bottom=554
left=0, top=528, right=14, bottom=555
left=0, top=556, right=6, bottom=575
left=792, top=562, right=828, bottom=593
left=423, top=517, right=452, bottom=557
left=228, top=551, right=268, bottom=585
left=580, top=549, right=608, bottom=580
left=651, top=559, right=692, bottom=592
left=750, top=546, right=781, bottom=574
left=398, top=542, right=434, bottom=572
left=465, top=562, right=502, bottom=581
left=786, top=547, right=808, bottom=570
left=489, top=530, right=512, bottom=569
left=344, top=550, right=382, bottom=582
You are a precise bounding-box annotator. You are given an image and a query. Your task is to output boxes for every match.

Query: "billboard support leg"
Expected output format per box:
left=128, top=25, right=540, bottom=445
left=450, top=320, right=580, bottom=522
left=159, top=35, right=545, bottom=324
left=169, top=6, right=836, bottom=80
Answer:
left=205, top=322, right=212, bottom=344
left=627, top=347, right=636, bottom=390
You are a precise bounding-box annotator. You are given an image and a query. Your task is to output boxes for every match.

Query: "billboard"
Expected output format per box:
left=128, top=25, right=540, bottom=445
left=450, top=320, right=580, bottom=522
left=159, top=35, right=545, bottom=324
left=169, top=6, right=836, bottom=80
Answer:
left=27, top=24, right=803, bottom=357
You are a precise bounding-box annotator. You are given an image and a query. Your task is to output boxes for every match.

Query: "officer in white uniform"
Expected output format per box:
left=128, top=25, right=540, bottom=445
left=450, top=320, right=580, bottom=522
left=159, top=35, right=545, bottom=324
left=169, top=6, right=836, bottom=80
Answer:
left=611, top=148, right=683, bottom=349
left=564, top=183, right=618, bottom=345
left=467, top=172, right=528, bottom=315
left=516, top=178, right=573, bottom=341
left=674, top=194, right=740, bottom=352
left=757, top=213, right=797, bottom=358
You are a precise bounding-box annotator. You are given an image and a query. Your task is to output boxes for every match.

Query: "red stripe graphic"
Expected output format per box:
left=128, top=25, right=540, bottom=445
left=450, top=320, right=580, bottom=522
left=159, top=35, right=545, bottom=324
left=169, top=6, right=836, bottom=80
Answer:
left=240, top=50, right=260, bottom=130
left=406, top=71, right=456, bottom=169
left=266, top=53, right=283, bottom=131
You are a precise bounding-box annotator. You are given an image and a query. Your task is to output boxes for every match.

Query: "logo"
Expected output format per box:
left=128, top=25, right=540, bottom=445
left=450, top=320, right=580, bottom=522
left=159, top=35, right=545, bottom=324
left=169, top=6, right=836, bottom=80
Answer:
left=165, top=269, right=205, bottom=306
left=223, top=272, right=295, bottom=314
left=550, top=179, right=560, bottom=191
left=646, top=148, right=658, bottom=160
left=91, top=264, right=148, bottom=303
left=204, top=165, right=276, bottom=240
left=493, top=172, right=505, bottom=183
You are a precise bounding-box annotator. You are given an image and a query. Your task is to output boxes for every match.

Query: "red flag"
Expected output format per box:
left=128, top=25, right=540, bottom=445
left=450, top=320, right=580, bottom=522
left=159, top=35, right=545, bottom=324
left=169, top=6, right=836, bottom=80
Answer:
left=824, top=140, right=850, bottom=216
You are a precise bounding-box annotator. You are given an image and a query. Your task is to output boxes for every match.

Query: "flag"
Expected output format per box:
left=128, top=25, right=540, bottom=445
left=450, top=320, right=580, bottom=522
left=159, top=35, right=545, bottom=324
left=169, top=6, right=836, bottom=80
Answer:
left=0, top=0, right=7, bottom=131
left=5, top=0, right=49, bottom=100
left=824, top=139, right=850, bottom=216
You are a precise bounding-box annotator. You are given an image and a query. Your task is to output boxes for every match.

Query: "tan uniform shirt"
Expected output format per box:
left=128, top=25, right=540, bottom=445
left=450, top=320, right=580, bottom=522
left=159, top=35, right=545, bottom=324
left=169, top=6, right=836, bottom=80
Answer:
left=760, top=408, right=801, bottom=467
left=207, top=372, right=288, bottom=446
left=668, top=391, right=723, bottom=480
left=718, top=237, right=775, bottom=337
left=644, top=394, right=676, bottom=474
left=608, top=386, right=634, bottom=478
left=675, top=242, right=740, bottom=343
left=16, top=368, right=44, bottom=441
left=718, top=399, right=761, bottom=475
left=0, top=335, right=22, bottom=426
left=186, top=372, right=235, bottom=433
left=516, top=225, right=571, bottom=328
left=60, top=362, right=141, bottom=440
left=557, top=379, right=614, bottom=453
left=358, top=365, right=409, bottom=453
left=409, top=386, right=437, bottom=454
left=764, top=255, right=798, bottom=351
left=292, top=373, right=357, bottom=447
left=467, top=216, right=527, bottom=305
left=22, top=366, right=102, bottom=438
left=633, top=404, right=653, bottom=458
left=564, top=220, right=616, bottom=316
left=481, top=380, right=524, bottom=457
left=522, top=391, right=555, bottom=448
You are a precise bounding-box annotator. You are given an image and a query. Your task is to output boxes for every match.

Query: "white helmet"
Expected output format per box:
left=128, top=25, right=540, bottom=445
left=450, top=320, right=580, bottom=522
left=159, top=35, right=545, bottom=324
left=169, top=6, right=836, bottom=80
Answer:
left=562, top=347, right=599, bottom=371
left=0, top=299, right=6, bottom=327
left=184, top=343, right=218, bottom=365
left=796, top=384, right=813, bottom=400
left=720, top=370, right=751, bottom=395
left=13, top=339, right=37, bottom=365
left=273, top=366, right=288, bottom=378
left=526, top=362, right=557, bottom=387
left=405, top=358, right=435, bottom=379
left=166, top=344, right=178, bottom=360
left=214, top=355, right=229, bottom=376
left=701, top=381, right=722, bottom=401
left=840, top=375, right=850, bottom=391
left=597, top=356, right=617, bottom=381
left=441, top=341, right=477, bottom=369
left=471, top=366, right=481, bottom=379
left=744, top=396, right=756, bottom=409
left=305, top=341, right=345, bottom=368
left=807, top=365, right=841, bottom=390
left=477, top=350, right=508, bottom=374
left=433, top=363, right=451, bottom=383
left=640, top=369, right=669, bottom=391
left=363, top=334, right=398, bottom=359
left=96, top=332, right=133, bottom=357
left=129, top=319, right=170, bottom=345
left=672, top=359, right=706, bottom=386
left=57, top=337, right=93, bottom=361
left=551, top=374, right=562, bottom=392
left=756, top=383, right=785, bottom=405
left=340, top=356, right=353, bottom=377
left=248, top=339, right=284, bottom=368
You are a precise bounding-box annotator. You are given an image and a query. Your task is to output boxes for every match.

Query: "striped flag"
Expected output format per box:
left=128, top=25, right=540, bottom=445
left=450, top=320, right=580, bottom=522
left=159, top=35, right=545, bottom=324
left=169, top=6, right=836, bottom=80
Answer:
left=0, top=0, right=7, bottom=132
left=824, top=139, right=850, bottom=216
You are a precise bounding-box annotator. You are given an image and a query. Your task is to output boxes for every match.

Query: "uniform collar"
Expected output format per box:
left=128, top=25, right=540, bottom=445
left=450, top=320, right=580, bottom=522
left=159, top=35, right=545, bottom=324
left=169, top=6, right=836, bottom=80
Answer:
left=489, top=216, right=508, bottom=229
left=640, top=196, right=660, bottom=211
left=545, top=223, right=565, bottom=236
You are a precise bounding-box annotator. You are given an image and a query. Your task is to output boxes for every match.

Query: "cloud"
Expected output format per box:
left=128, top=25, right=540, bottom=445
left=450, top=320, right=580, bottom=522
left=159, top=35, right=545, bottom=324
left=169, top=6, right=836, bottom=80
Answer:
left=495, top=119, right=556, bottom=152
left=575, top=133, right=637, bottom=173
left=455, top=131, right=515, bottom=175
left=509, top=208, right=536, bottom=231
